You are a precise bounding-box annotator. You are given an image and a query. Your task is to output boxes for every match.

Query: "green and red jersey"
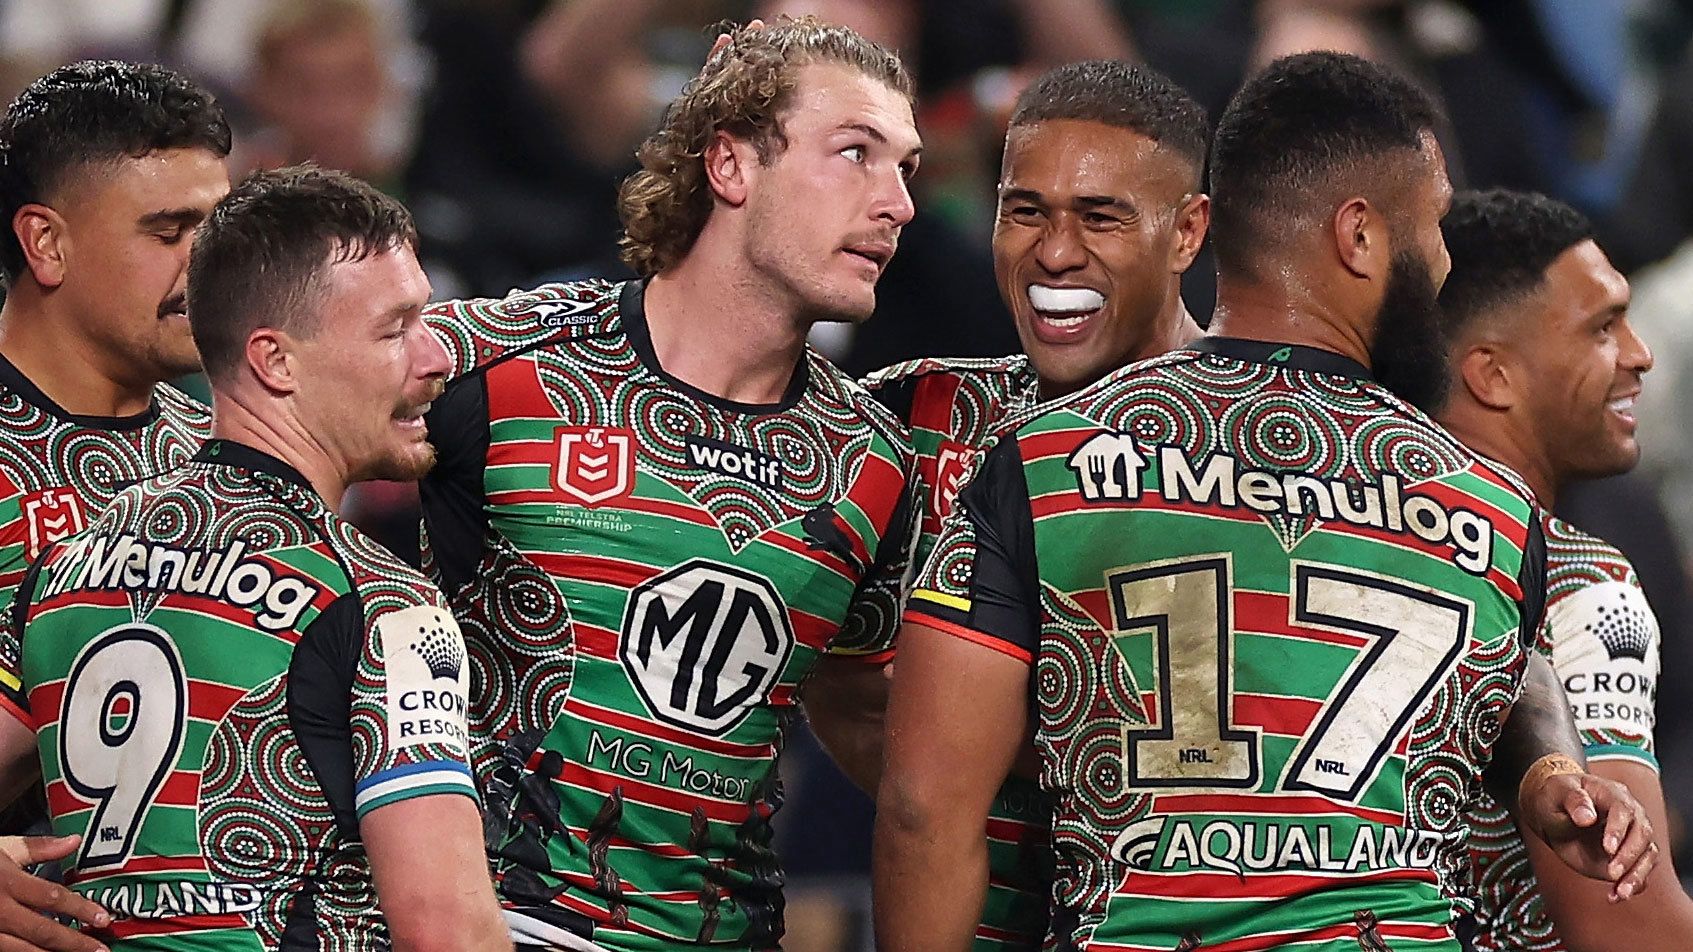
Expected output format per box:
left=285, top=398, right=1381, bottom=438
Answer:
left=2, top=440, right=476, bottom=949
left=908, top=338, right=1545, bottom=952
left=1467, top=514, right=1658, bottom=951
left=862, top=356, right=1051, bottom=952
left=421, top=279, right=916, bottom=952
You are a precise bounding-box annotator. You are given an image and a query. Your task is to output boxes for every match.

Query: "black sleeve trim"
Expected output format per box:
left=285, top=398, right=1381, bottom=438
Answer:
left=421, top=373, right=492, bottom=594
left=286, top=592, right=365, bottom=836
left=951, top=435, right=1041, bottom=655
left=1518, top=514, right=1549, bottom=648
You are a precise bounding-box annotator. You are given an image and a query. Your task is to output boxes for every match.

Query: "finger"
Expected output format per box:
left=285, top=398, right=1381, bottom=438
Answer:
left=1600, top=793, right=1635, bottom=856
left=8, top=838, right=78, bottom=867
left=707, top=32, right=732, bottom=61
left=1604, top=813, right=1656, bottom=891
left=1612, top=840, right=1660, bottom=903
left=1560, top=784, right=1598, bottom=828
left=0, top=901, right=109, bottom=952
left=2, top=872, right=109, bottom=930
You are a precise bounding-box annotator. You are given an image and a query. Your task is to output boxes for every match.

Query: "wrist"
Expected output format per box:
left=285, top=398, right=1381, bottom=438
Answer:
left=1517, top=752, right=1584, bottom=810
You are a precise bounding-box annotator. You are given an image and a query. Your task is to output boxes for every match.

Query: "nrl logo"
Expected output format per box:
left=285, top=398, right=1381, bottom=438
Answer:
left=22, top=487, right=86, bottom=560
left=554, top=426, right=636, bottom=506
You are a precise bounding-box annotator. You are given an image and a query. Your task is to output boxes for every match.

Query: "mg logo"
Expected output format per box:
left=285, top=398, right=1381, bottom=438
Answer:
left=620, top=561, right=795, bottom=736
left=22, top=488, right=86, bottom=559
left=554, top=426, right=635, bottom=506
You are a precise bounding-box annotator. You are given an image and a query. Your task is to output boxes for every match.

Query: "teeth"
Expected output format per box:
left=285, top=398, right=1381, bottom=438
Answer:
left=1610, top=397, right=1635, bottom=412
left=1028, top=285, right=1104, bottom=314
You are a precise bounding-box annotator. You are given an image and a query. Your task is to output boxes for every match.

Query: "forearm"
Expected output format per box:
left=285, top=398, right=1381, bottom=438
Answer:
left=802, top=658, right=891, bottom=795
left=872, top=792, right=990, bottom=952
left=806, top=703, right=884, bottom=795
left=1485, top=652, right=1586, bottom=812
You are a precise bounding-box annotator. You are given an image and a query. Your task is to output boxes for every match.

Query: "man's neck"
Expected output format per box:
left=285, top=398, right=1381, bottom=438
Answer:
left=1206, top=276, right=1372, bottom=369
left=0, top=291, right=156, bottom=417
left=210, top=394, right=349, bottom=511
left=1437, top=405, right=1558, bottom=507
left=641, top=254, right=810, bottom=406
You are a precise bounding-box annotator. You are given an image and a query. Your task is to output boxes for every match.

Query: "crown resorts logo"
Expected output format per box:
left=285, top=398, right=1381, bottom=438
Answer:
left=414, top=622, right=464, bottom=681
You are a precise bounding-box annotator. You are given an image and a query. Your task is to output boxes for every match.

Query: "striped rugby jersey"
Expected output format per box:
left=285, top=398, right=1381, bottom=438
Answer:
left=861, top=355, right=1052, bottom=951
left=2, top=439, right=476, bottom=949
left=908, top=338, right=1545, bottom=952
left=421, top=279, right=916, bottom=952
left=1467, top=514, right=1659, bottom=951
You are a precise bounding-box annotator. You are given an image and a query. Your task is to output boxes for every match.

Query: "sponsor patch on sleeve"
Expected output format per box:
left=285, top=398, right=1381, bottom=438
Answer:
left=376, top=604, right=472, bottom=755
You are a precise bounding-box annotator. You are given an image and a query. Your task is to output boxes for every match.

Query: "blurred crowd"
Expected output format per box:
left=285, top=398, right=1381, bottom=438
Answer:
left=9, top=0, right=1693, bottom=948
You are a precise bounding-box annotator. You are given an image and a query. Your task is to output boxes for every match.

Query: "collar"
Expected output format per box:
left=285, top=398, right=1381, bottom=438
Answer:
left=1185, top=336, right=1373, bottom=380
left=619, top=279, right=810, bottom=415
left=192, top=439, right=315, bottom=491
left=0, top=351, right=159, bottom=429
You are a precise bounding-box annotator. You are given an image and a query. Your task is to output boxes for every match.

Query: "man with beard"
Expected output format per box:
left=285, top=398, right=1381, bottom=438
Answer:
left=1437, top=189, right=1693, bottom=950
left=0, top=166, right=507, bottom=950
left=875, top=51, right=1659, bottom=952
left=416, top=18, right=920, bottom=952
left=861, top=59, right=1209, bottom=952
left=0, top=60, right=228, bottom=952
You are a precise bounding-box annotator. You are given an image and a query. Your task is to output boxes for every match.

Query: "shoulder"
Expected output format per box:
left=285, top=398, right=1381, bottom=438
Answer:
left=425, top=278, right=627, bottom=380
left=808, top=351, right=915, bottom=462
left=151, top=382, right=213, bottom=438
left=859, top=354, right=1034, bottom=395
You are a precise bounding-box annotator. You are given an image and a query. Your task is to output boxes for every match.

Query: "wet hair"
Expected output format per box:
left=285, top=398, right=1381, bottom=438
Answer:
left=617, top=16, right=912, bottom=277
left=187, top=165, right=416, bottom=382
left=0, top=60, right=231, bottom=282
left=1209, top=51, right=1441, bottom=276
left=1437, top=188, right=1595, bottom=339
left=1008, top=60, right=1209, bottom=188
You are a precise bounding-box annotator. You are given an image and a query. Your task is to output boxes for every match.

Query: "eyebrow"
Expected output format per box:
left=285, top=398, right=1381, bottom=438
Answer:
left=837, top=122, right=923, bottom=157
left=999, top=187, right=1135, bottom=211
left=137, top=207, right=207, bottom=230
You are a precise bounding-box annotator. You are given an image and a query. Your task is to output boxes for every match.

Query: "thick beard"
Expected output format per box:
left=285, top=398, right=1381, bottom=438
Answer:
left=1369, top=251, right=1449, bottom=412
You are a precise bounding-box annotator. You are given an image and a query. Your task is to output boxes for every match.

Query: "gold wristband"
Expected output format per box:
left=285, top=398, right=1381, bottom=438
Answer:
left=1517, top=753, right=1584, bottom=806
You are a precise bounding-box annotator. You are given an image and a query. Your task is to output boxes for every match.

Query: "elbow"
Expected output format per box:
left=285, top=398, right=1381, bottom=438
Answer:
left=875, top=771, right=959, bottom=843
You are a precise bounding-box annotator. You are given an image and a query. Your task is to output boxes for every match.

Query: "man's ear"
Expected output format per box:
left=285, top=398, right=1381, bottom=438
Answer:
left=1333, top=196, right=1388, bottom=281
left=1169, top=192, right=1210, bottom=274
left=703, top=129, right=759, bottom=208
left=13, top=203, right=67, bottom=289
left=1456, top=341, right=1518, bottom=412
left=246, top=329, right=299, bottom=395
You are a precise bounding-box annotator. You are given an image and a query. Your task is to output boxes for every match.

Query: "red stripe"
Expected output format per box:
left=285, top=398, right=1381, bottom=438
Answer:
left=1084, top=918, right=1450, bottom=952
left=836, top=646, right=895, bottom=665
left=985, top=817, right=1046, bottom=844
left=1016, top=427, right=1098, bottom=464
left=564, top=698, right=772, bottom=758
left=1149, top=792, right=1403, bottom=826
left=911, top=373, right=965, bottom=435
left=548, top=760, right=753, bottom=825
left=904, top=610, right=1032, bottom=665
left=1233, top=692, right=1324, bottom=739
left=0, top=693, right=30, bottom=730
left=485, top=356, right=561, bottom=422
left=530, top=552, right=653, bottom=589
left=844, top=451, right=908, bottom=555
left=754, top=529, right=852, bottom=580
left=33, top=588, right=129, bottom=613
left=101, top=914, right=250, bottom=939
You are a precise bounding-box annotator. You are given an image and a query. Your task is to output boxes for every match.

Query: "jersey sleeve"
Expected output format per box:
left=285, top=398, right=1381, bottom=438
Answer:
left=349, top=602, right=479, bottom=817
left=0, top=553, right=40, bottom=726
left=827, top=469, right=920, bottom=663
left=419, top=374, right=491, bottom=595
left=905, top=435, right=1041, bottom=665
left=1543, top=578, right=1660, bottom=769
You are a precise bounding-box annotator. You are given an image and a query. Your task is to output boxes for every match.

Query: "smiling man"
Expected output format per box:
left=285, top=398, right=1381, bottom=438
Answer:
left=861, top=60, right=1209, bottom=951
left=417, top=18, right=921, bottom=952
left=1436, top=188, right=1693, bottom=952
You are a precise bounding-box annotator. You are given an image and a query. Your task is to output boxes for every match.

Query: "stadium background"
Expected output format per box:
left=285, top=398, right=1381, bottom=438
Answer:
left=3, top=0, right=1692, bottom=948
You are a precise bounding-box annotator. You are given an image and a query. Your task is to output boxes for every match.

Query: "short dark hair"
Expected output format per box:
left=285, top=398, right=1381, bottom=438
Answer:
left=1008, top=60, right=1210, bottom=186
left=0, top=60, right=231, bottom=281
left=1209, top=51, right=1441, bottom=274
left=1438, top=188, right=1595, bottom=339
left=188, top=165, right=416, bottom=382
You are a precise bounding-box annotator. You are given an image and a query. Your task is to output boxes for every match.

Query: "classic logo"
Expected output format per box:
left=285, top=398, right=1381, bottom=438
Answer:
left=621, top=560, right=795, bottom=736
left=501, top=291, right=601, bottom=328
left=22, top=488, right=86, bottom=559
left=932, top=440, right=972, bottom=519
left=554, top=426, right=636, bottom=506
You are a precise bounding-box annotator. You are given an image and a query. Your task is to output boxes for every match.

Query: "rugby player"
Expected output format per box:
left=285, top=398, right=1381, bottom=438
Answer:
left=0, top=166, right=505, bottom=950
left=417, top=18, right=919, bottom=952
left=1437, top=188, right=1693, bottom=950
left=0, top=60, right=229, bottom=950
left=875, top=51, right=1657, bottom=952
left=861, top=60, right=1209, bottom=952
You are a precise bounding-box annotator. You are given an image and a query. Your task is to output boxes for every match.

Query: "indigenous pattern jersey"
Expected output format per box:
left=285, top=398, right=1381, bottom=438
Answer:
left=420, top=279, right=916, bottom=952
left=907, top=338, right=1546, bottom=952
left=1, top=441, right=477, bottom=950
left=1467, top=514, right=1659, bottom=951
left=0, top=355, right=210, bottom=631
left=861, top=356, right=1052, bottom=952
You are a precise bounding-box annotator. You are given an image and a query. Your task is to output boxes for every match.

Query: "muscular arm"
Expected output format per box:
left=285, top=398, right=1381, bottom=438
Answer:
left=801, top=656, right=890, bottom=795
left=0, top=714, right=37, bottom=807
left=364, top=795, right=510, bottom=952
left=873, top=623, right=1027, bottom=952
left=1524, top=760, right=1693, bottom=950
left=1484, top=652, right=1586, bottom=811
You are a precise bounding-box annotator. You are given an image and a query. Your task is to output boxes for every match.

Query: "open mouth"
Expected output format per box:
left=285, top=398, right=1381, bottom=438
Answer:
left=1607, top=392, right=1638, bottom=425
left=843, top=242, right=893, bottom=273
left=157, top=296, right=188, bottom=321
left=1027, top=284, right=1106, bottom=336
left=394, top=401, right=433, bottom=432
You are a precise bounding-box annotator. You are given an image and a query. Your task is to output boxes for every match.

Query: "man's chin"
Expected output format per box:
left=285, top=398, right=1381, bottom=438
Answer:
left=364, top=444, right=437, bottom=483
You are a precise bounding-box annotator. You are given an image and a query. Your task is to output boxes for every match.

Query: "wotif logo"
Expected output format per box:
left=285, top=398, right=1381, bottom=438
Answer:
left=686, top=436, right=783, bottom=489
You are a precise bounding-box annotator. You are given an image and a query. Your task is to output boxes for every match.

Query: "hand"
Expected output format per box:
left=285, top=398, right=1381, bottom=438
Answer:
left=704, top=19, right=765, bottom=68
left=1520, top=771, right=1658, bottom=902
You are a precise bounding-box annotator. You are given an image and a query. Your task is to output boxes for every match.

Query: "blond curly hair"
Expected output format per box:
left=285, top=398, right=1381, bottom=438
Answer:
left=617, top=17, right=912, bottom=277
